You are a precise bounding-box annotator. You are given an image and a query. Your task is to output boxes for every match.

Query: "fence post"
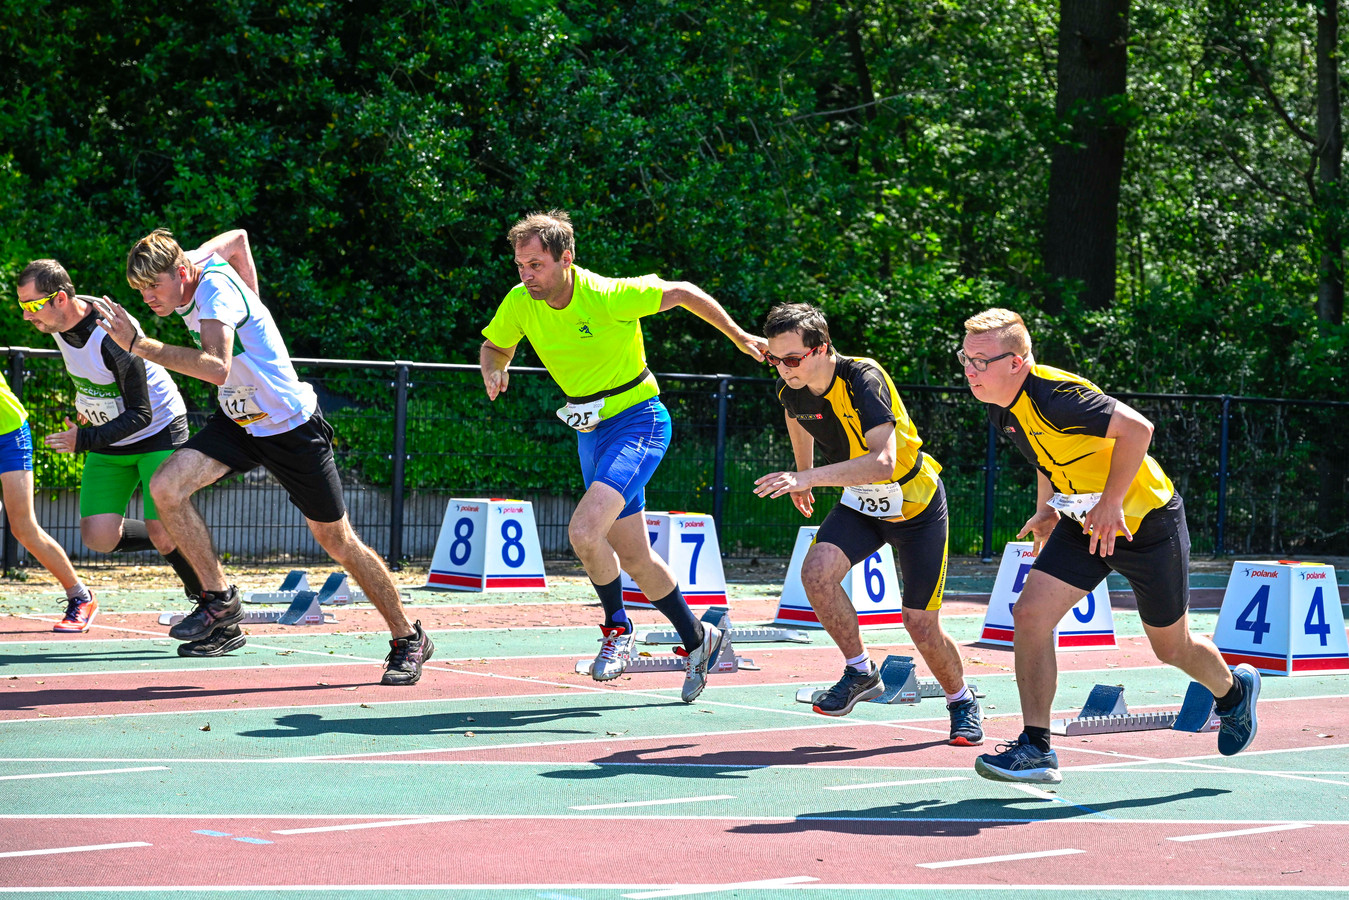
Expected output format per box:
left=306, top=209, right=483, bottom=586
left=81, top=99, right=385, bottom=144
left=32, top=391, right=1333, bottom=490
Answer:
left=4, top=350, right=25, bottom=573
left=1215, top=394, right=1231, bottom=556
left=387, top=362, right=410, bottom=570
left=712, top=376, right=730, bottom=543
left=982, top=418, right=997, bottom=562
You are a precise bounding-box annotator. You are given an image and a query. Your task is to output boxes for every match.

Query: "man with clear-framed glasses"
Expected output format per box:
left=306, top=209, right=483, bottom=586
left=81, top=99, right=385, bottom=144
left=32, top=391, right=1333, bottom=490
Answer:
left=961, top=307, right=1259, bottom=784
left=752, top=302, right=983, bottom=745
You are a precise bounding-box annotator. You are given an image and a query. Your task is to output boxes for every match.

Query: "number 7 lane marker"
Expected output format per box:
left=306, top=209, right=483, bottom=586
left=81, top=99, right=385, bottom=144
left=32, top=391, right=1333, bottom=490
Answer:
left=1167, top=822, right=1313, bottom=842
left=917, top=848, right=1084, bottom=869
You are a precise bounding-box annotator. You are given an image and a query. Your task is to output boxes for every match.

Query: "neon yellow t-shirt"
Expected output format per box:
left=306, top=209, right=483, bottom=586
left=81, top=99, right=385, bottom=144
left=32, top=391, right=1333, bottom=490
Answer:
left=0, top=378, right=27, bottom=436
left=482, top=265, right=663, bottom=418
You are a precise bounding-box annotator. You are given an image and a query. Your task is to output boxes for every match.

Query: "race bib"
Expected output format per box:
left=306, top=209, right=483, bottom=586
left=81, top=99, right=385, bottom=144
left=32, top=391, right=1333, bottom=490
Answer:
left=75, top=393, right=121, bottom=426
left=1048, top=492, right=1102, bottom=523
left=841, top=482, right=907, bottom=519
left=556, top=399, right=604, bottom=433
left=219, top=384, right=269, bottom=426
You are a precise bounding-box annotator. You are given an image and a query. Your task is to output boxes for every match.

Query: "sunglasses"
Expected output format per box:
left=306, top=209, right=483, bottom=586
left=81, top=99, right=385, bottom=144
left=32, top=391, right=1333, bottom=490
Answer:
left=956, top=348, right=1017, bottom=372
left=764, top=344, right=826, bottom=368
left=19, top=289, right=59, bottom=314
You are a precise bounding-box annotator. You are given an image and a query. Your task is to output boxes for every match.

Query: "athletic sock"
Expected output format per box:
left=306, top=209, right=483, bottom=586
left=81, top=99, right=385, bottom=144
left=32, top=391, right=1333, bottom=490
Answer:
left=651, top=586, right=702, bottom=651
left=65, top=582, right=91, bottom=602
left=163, top=547, right=203, bottom=598
left=592, top=577, right=629, bottom=633
left=945, top=685, right=972, bottom=705
left=1214, top=677, right=1245, bottom=714
left=845, top=651, right=871, bottom=674
left=1023, top=726, right=1052, bottom=754
left=112, top=519, right=156, bottom=553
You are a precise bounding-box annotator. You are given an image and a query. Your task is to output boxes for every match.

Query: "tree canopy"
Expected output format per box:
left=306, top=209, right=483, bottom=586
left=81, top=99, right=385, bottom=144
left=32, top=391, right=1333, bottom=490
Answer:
left=0, top=0, right=1344, bottom=399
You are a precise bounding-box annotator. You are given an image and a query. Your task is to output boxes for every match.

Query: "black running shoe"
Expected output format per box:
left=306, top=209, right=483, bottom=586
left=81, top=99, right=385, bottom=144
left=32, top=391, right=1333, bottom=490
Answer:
left=813, top=662, right=884, bottom=716
left=381, top=621, right=435, bottom=685
left=178, top=625, right=247, bottom=658
left=169, top=586, right=243, bottom=642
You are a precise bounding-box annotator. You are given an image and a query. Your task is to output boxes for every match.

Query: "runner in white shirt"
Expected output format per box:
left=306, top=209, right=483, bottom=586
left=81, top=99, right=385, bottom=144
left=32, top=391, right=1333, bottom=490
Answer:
left=94, top=229, right=432, bottom=685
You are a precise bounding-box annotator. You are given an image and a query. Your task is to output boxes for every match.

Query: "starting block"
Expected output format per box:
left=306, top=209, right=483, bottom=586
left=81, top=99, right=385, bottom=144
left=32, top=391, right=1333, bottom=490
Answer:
left=573, top=608, right=758, bottom=677
left=794, top=654, right=982, bottom=706
left=1050, top=682, right=1220, bottom=736
left=243, top=571, right=366, bottom=606
left=635, top=606, right=813, bottom=645
left=159, top=590, right=335, bottom=627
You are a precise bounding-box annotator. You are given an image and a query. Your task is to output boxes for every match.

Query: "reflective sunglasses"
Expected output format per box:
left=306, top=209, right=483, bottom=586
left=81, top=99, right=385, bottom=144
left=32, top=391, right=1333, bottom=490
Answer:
left=19, top=289, right=59, bottom=314
left=764, top=344, right=826, bottom=368
left=956, top=348, right=1016, bottom=372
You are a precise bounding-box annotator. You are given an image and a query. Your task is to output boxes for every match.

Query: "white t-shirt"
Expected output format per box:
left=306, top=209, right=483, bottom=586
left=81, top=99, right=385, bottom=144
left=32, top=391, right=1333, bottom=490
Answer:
left=178, top=252, right=317, bottom=437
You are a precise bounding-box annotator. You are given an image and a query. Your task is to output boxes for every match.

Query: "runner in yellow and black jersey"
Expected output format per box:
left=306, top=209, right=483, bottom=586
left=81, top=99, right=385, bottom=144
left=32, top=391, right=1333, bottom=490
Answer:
left=752, top=302, right=983, bottom=746
left=961, top=307, right=1260, bottom=786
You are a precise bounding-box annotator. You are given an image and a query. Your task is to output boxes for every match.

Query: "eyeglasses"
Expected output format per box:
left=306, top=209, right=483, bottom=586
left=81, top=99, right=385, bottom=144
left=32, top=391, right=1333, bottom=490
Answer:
left=956, top=348, right=1017, bottom=372
left=18, top=289, right=59, bottom=314
left=765, top=344, right=826, bottom=368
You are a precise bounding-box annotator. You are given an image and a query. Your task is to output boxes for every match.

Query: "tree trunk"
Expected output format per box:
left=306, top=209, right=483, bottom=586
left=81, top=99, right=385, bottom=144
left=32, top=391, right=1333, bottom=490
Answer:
left=1317, top=0, right=1345, bottom=326
left=1042, top=0, right=1130, bottom=314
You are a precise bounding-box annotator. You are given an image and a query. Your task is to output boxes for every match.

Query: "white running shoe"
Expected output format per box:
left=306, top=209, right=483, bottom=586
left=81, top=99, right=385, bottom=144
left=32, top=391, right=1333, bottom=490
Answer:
left=592, top=626, right=635, bottom=681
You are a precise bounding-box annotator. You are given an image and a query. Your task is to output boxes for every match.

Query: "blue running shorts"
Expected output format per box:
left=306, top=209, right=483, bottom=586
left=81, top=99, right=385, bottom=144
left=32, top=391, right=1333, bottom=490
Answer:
left=0, top=422, right=34, bottom=475
left=577, top=398, right=671, bottom=520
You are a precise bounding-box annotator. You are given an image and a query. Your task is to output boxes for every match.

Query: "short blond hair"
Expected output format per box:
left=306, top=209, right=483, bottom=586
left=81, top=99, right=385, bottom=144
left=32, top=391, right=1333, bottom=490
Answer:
left=126, top=228, right=187, bottom=290
left=963, top=308, right=1032, bottom=357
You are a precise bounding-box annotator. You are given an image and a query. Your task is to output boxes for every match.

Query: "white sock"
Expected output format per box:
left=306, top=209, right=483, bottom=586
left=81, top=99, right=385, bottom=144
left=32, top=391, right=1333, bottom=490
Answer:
left=845, top=652, right=870, bottom=673
left=65, top=583, right=90, bottom=602
left=945, top=685, right=972, bottom=704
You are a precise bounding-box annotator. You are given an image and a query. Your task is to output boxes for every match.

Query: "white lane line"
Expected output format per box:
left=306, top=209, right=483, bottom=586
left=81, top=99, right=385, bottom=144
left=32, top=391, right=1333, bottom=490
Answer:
left=0, top=766, right=167, bottom=781
left=825, top=777, right=968, bottom=790
left=917, top=848, right=1084, bottom=869
left=0, top=841, right=151, bottom=858
left=571, top=794, right=735, bottom=811
left=1007, top=783, right=1064, bottom=801
left=624, top=876, right=818, bottom=898
left=273, top=816, right=469, bottom=834
left=1167, top=822, right=1314, bottom=842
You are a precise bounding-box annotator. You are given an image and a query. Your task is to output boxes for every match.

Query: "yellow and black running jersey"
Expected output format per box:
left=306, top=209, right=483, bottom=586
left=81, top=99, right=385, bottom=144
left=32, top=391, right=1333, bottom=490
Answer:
left=990, top=364, right=1175, bottom=531
left=775, top=355, right=943, bottom=518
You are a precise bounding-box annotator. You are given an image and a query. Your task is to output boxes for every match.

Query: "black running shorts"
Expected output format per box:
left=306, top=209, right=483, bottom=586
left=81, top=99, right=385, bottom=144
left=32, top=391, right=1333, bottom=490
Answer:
left=1031, top=492, right=1190, bottom=627
left=184, top=410, right=347, bottom=524
left=814, top=480, right=950, bottom=611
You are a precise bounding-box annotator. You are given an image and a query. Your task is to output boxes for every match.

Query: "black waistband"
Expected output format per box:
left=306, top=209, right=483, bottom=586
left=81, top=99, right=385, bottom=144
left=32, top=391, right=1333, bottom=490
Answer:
left=565, top=368, right=653, bottom=405
left=893, top=452, right=927, bottom=487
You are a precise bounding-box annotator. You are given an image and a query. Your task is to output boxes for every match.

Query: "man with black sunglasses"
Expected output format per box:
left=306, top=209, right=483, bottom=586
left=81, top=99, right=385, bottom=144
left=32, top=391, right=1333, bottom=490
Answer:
left=961, top=307, right=1259, bottom=784
left=481, top=209, right=766, bottom=702
left=17, top=259, right=205, bottom=637
left=753, top=302, right=983, bottom=745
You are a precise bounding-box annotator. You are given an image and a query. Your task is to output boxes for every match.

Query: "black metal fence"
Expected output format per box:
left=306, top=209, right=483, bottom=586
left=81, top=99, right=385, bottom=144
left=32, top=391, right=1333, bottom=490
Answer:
left=4, top=347, right=1347, bottom=570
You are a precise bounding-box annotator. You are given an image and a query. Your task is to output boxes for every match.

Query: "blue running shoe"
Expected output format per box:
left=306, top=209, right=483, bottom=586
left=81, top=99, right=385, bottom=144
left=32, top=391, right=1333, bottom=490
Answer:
left=947, top=694, right=984, bottom=746
left=1217, top=663, right=1261, bottom=756
left=975, top=734, right=1061, bottom=784
left=813, top=662, right=883, bottom=717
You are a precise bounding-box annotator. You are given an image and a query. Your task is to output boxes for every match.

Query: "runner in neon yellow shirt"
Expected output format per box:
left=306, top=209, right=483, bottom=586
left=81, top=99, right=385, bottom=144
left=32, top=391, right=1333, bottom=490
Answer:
left=481, top=209, right=766, bottom=701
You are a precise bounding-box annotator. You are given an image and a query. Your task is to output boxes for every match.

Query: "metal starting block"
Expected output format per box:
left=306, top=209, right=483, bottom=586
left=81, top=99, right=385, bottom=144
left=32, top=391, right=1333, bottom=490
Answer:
left=159, top=590, right=336, bottom=627
left=635, top=606, right=813, bottom=645
left=243, top=570, right=366, bottom=606
left=574, top=608, right=758, bottom=677
left=794, top=654, right=983, bottom=706
left=1051, top=682, right=1221, bottom=736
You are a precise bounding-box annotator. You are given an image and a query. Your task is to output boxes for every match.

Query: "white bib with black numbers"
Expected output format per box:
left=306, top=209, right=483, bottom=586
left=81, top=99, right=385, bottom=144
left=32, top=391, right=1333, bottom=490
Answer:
left=556, top=399, right=604, bottom=433
left=1048, top=492, right=1102, bottom=523
left=841, top=482, right=907, bottom=519
left=75, top=393, right=122, bottom=426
